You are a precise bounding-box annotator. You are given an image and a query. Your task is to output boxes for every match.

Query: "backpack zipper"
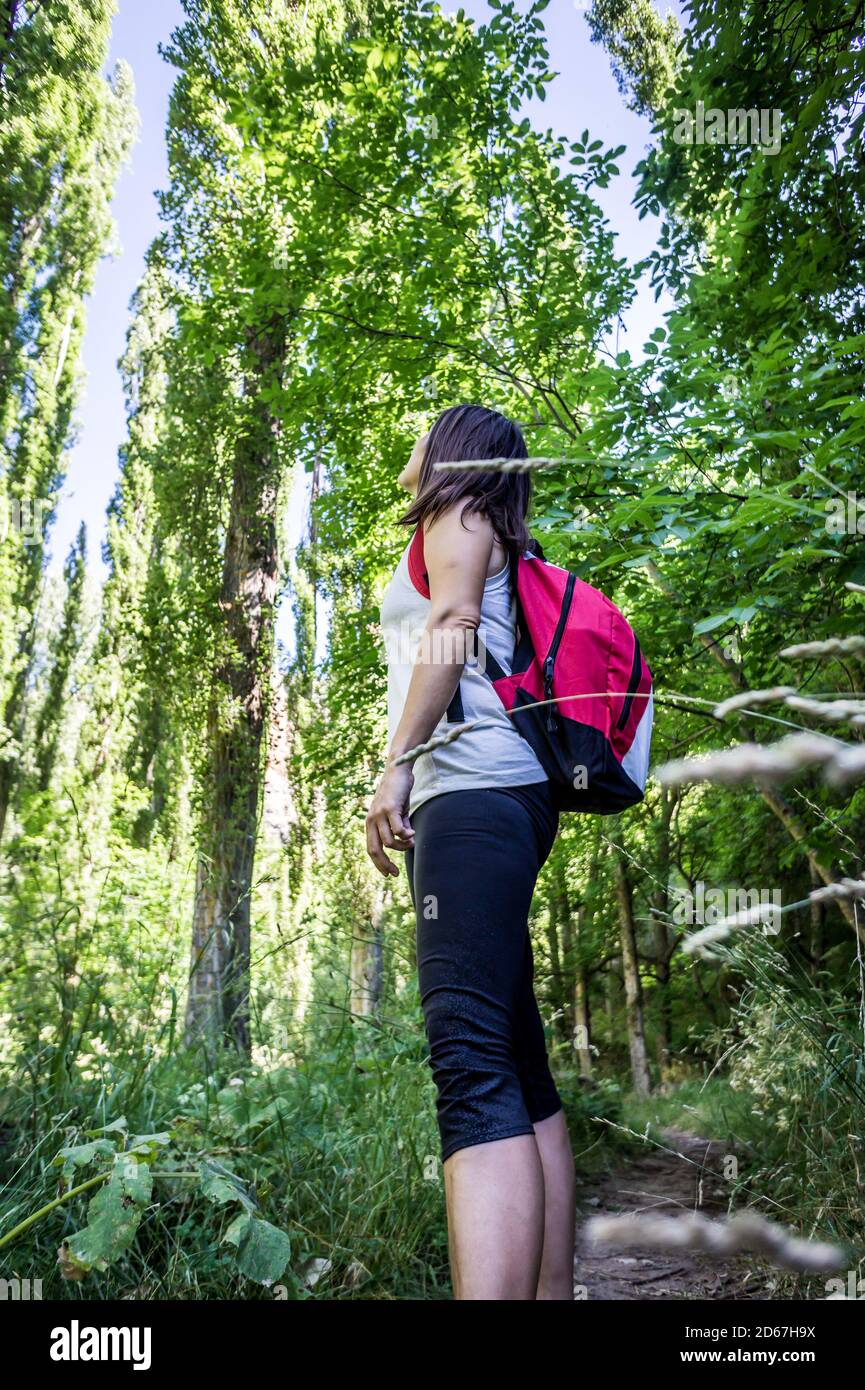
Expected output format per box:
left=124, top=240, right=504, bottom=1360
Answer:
left=543, top=572, right=576, bottom=732
left=616, top=634, right=643, bottom=731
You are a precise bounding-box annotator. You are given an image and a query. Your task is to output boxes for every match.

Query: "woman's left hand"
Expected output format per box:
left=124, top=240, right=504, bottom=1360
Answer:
left=365, top=762, right=415, bottom=877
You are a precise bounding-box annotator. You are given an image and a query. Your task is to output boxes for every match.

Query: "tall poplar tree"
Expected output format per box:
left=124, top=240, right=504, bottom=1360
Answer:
left=0, top=0, right=136, bottom=840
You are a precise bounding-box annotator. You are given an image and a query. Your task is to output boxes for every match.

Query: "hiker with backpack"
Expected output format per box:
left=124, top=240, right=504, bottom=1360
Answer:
left=367, top=404, right=653, bottom=1300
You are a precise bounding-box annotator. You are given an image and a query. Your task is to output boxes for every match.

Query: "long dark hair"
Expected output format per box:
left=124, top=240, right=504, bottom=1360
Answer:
left=399, top=403, right=533, bottom=558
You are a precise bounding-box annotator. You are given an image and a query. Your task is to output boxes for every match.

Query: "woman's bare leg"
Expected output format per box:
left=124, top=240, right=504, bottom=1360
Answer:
left=443, top=1133, right=545, bottom=1300
left=532, top=1108, right=576, bottom=1299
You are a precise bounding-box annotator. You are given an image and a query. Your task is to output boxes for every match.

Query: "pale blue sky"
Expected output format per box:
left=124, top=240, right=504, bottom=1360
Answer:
left=50, top=0, right=678, bottom=577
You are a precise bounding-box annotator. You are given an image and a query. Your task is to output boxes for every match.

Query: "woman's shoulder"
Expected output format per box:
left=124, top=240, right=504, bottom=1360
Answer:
left=422, top=502, right=505, bottom=577
left=420, top=498, right=494, bottom=539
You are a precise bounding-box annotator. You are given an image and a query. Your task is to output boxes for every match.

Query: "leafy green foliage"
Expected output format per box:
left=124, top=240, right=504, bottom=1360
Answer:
left=1, top=0, right=864, bottom=1300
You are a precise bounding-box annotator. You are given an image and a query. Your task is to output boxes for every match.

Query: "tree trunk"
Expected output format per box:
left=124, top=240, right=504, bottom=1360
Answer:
left=651, top=787, right=675, bottom=1079
left=606, top=960, right=620, bottom=1032
left=574, top=903, right=593, bottom=1079
left=653, top=921, right=672, bottom=1079
left=185, top=319, right=284, bottom=1055
left=614, top=850, right=652, bottom=1098
left=351, top=887, right=388, bottom=1018
left=808, top=861, right=826, bottom=977
left=559, top=888, right=577, bottom=1041
left=545, top=877, right=567, bottom=1042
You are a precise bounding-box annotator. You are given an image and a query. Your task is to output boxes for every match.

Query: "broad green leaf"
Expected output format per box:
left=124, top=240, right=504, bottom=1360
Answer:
left=127, top=1131, right=174, bottom=1159
left=199, top=1158, right=257, bottom=1214
left=87, top=1117, right=128, bottom=1136
left=65, top=1160, right=154, bottom=1274
left=223, top=1213, right=292, bottom=1287
left=54, top=1138, right=117, bottom=1175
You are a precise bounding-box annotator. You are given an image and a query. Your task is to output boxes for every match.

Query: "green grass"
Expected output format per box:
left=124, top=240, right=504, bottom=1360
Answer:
left=622, top=1076, right=759, bottom=1150
left=0, top=1027, right=450, bottom=1300
left=6, top=927, right=861, bottom=1302
left=0, top=1026, right=633, bottom=1300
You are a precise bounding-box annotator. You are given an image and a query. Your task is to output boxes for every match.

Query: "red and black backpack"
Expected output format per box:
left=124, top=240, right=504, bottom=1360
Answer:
left=407, top=527, right=653, bottom=814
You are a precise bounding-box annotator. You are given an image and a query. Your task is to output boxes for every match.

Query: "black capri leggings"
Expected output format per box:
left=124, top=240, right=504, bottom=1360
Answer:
left=405, top=781, right=562, bottom=1163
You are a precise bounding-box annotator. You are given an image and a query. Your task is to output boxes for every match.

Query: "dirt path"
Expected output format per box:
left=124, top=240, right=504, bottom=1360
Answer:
left=574, top=1127, right=773, bottom=1300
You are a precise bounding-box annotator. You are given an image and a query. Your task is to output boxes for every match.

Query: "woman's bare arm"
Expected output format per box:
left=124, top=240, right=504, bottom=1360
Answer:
left=390, top=505, right=493, bottom=758
left=365, top=505, right=495, bottom=876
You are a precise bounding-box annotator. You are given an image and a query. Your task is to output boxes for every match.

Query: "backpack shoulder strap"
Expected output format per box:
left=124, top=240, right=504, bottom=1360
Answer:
left=471, top=630, right=507, bottom=684
left=407, top=524, right=430, bottom=598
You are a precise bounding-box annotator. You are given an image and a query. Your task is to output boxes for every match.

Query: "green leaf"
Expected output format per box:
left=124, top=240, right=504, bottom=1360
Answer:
left=65, top=1159, right=153, bottom=1274
left=750, top=430, right=803, bottom=450
left=127, top=1131, right=174, bottom=1159
left=693, top=613, right=732, bottom=636
left=53, top=1138, right=117, bottom=1175
left=693, top=605, right=757, bottom=636
left=199, top=1158, right=257, bottom=1214
left=223, top=1213, right=292, bottom=1287
left=88, top=1117, right=128, bottom=1136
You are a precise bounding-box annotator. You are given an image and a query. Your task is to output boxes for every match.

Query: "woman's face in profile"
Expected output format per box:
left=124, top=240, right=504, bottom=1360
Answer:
left=398, top=431, right=428, bottom=495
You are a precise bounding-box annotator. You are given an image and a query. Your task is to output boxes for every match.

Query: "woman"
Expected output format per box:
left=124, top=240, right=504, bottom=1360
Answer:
left=367, top=403, right=576, bottom=1300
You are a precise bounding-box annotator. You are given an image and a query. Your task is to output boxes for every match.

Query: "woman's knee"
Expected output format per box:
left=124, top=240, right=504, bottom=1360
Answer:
left=422, top=988, right=533, bottom=1150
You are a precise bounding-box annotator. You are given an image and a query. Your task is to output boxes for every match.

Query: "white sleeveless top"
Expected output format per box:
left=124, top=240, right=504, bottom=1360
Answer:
left=380, top=538, right=548, bottom=815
